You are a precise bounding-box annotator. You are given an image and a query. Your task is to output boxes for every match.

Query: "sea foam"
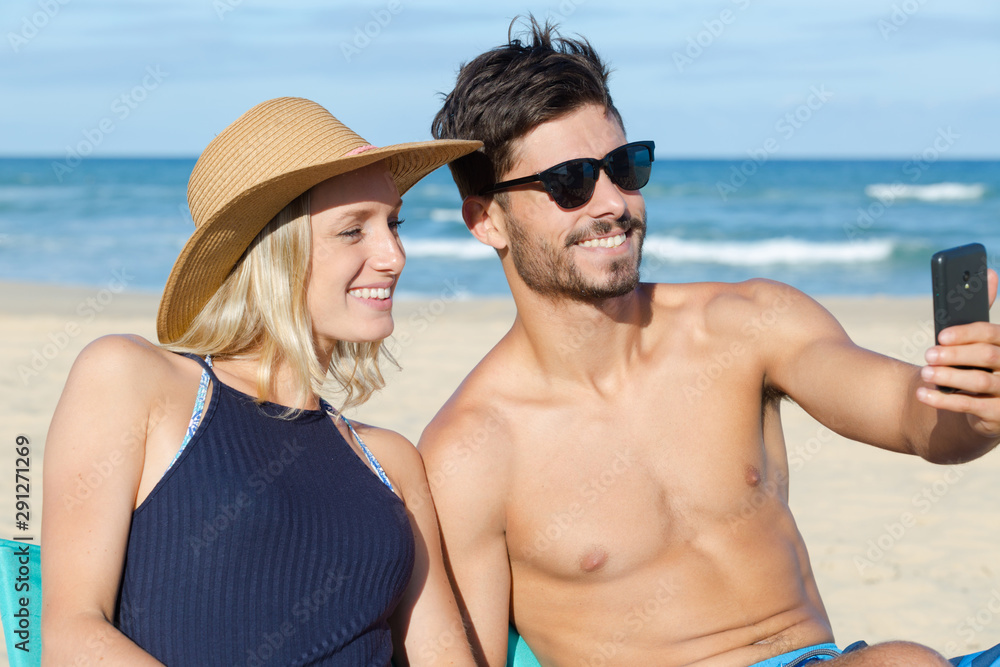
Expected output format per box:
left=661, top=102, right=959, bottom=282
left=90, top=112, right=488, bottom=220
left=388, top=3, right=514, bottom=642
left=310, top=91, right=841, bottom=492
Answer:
left=428, top=208, right=465, bottom=224
left=864, top=182, right=986, bottom=202
left=401, top=238, right=496, bottom=259
left=403, top=235, right=895, bottom=266
left=642, top=236, right=894, bottom=266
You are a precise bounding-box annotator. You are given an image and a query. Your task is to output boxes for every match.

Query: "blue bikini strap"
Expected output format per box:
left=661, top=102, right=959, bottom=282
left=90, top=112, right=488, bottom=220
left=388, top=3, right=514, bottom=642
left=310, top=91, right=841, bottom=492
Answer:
left=319, top=398, right=394, bottom=493
left=169, top=355, right=213, bottom=470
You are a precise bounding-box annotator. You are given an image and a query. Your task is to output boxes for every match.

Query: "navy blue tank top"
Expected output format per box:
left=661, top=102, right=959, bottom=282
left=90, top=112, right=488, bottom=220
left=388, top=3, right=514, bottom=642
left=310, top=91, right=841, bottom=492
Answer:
left=115, top=354, right=415, bottom=666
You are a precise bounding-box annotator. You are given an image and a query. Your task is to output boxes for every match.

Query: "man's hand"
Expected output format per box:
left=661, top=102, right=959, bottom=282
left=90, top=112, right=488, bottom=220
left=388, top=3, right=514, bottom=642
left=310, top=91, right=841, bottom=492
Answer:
left=918, top=268, right=1000, bottom=440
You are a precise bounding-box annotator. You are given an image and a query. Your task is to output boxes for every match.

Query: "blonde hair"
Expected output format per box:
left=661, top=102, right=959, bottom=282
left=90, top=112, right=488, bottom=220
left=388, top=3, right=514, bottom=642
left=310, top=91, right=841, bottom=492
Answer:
left=163, top=191, right=395, bottom=415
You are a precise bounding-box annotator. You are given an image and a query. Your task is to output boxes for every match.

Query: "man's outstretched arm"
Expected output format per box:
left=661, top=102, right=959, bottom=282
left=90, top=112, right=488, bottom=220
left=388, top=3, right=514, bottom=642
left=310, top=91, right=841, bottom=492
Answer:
left=759, top=274, right=1000, bottom=463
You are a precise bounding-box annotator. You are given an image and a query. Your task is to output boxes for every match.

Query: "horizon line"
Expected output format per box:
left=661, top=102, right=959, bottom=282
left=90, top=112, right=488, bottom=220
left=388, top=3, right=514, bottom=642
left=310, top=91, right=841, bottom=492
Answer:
left=2, top=154, right=999, bottom=162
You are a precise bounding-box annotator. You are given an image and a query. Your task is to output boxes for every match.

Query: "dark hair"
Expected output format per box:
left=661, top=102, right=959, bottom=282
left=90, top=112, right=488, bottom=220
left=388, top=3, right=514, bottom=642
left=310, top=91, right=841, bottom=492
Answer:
left=431, top=15, right=623, bottom=200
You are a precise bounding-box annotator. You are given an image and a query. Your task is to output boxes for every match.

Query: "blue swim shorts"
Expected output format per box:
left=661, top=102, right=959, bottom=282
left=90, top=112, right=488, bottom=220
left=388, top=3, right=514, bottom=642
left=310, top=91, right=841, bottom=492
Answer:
left=951, top=643, right=1000, bottom=667
left=507, top=626, right=1000, bottom=667
left=748, top=642, right=854, bottom=667
left=749, top=641, right=1000, bottom=667
left=506, top=628, right=855, bottom=667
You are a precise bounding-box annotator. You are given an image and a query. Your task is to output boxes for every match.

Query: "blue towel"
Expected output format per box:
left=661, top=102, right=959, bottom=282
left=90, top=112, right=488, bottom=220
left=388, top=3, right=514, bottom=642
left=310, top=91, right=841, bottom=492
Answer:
left=508, top=625, right=542, bottom=667
left=0, top=538, right=41, bottom=667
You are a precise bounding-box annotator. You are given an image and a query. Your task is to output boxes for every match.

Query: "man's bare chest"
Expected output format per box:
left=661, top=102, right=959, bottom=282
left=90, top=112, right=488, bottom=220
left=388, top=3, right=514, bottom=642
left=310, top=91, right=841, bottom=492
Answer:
left=499, top=378, right=789, bottom=579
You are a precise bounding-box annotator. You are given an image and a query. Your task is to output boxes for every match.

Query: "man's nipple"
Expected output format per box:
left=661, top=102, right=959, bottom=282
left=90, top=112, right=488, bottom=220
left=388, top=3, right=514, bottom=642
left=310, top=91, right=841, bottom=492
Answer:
left=579, top=547, right=609, bottom=573
left=745, top=464, right=762, bottom=487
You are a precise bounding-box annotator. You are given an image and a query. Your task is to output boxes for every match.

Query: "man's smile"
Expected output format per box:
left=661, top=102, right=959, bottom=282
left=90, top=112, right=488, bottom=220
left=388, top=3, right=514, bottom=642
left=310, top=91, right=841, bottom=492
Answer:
left=576, top=233, right=626, bottom=249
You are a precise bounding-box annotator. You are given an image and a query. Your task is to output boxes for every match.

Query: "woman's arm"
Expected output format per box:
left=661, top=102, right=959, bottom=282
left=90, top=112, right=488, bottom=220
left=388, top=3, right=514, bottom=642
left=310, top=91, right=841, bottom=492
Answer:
left=363, top=428, right=476, bottom=667
left=41, top=335, right=167, bottom=666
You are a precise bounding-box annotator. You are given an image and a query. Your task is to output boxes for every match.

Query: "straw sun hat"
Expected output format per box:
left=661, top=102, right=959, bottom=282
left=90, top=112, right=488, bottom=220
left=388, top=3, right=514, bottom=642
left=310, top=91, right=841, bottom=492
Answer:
left=156, top=96, right=481, bottom=343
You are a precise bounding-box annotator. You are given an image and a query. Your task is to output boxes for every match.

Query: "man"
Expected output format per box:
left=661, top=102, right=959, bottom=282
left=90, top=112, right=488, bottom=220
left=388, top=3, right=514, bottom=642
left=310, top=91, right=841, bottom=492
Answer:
left=420, top=18, right=1000, bottom=667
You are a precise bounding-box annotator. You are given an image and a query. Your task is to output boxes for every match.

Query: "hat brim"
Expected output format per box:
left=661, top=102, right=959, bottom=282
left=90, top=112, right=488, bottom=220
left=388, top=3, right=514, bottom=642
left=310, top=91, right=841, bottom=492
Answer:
left=156, top=138, right=480, bottom=343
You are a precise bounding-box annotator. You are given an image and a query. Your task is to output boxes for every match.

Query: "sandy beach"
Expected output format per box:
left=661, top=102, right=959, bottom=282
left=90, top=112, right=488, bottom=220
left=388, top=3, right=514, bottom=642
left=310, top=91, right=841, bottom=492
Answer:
left=1, top=281, right=998, bottom=661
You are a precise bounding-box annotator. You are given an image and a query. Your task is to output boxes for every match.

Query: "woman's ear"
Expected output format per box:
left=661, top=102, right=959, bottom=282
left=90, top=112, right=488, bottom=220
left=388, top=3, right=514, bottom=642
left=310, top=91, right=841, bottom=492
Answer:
left=462, top=196, right=508, bottom=251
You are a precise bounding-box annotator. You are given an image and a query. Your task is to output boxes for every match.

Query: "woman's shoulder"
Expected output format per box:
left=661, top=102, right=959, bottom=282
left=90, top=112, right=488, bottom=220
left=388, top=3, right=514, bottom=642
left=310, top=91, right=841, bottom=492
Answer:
left=66, top=334, right=198, bottom=399
left=75, top=333, right=163, bottom=360
left=49, top=337, right=201, bottom=475
left=74, top=333, right=169, bottom=371
left=351, top=422, right=420, bottom=468
left=350, top=422, right=426, bottom=497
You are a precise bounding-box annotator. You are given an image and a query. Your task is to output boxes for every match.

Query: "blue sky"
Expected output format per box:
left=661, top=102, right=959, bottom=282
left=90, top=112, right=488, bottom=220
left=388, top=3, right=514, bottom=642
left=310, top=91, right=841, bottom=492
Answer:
left=1, top=0, right=998, bottom=158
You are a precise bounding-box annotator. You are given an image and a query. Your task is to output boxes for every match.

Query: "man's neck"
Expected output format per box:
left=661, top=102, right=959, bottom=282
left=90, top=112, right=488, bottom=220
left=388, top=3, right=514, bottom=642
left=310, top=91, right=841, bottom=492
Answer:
left=507, top=284, right=650, bottom=388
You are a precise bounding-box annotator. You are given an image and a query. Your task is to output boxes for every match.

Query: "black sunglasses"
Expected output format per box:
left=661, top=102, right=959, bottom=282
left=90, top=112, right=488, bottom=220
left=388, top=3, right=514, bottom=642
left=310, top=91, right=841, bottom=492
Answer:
left=479, top=141, right=655, bottom=209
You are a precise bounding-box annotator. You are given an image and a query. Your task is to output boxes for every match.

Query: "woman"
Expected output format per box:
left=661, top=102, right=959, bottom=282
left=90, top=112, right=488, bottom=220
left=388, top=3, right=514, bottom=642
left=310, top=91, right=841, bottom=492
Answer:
left=41, top=97, right=481, bottom=666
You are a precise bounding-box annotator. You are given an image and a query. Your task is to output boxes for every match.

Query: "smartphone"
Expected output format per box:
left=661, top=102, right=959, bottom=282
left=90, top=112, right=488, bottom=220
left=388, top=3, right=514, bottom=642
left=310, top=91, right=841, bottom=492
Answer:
left=931, top=242, right=991, bottom=392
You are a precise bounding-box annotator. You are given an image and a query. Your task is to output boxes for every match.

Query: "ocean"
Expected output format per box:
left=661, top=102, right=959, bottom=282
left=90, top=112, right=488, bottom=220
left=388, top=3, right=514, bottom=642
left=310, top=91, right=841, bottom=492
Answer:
left=0, top=157, right=997, bottom=299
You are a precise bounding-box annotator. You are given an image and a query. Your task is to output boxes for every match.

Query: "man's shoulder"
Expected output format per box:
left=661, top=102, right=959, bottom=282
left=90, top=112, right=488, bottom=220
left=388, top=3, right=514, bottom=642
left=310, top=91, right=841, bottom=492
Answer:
left=419, top=381, right=511, bottom=461
left=644, top=279, right=812, bottom=329
left=418, top=358, right=517, bottom=497
left=645, top=277, right=804, bottom=306
left=417, top=360, right=513, bottom=537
